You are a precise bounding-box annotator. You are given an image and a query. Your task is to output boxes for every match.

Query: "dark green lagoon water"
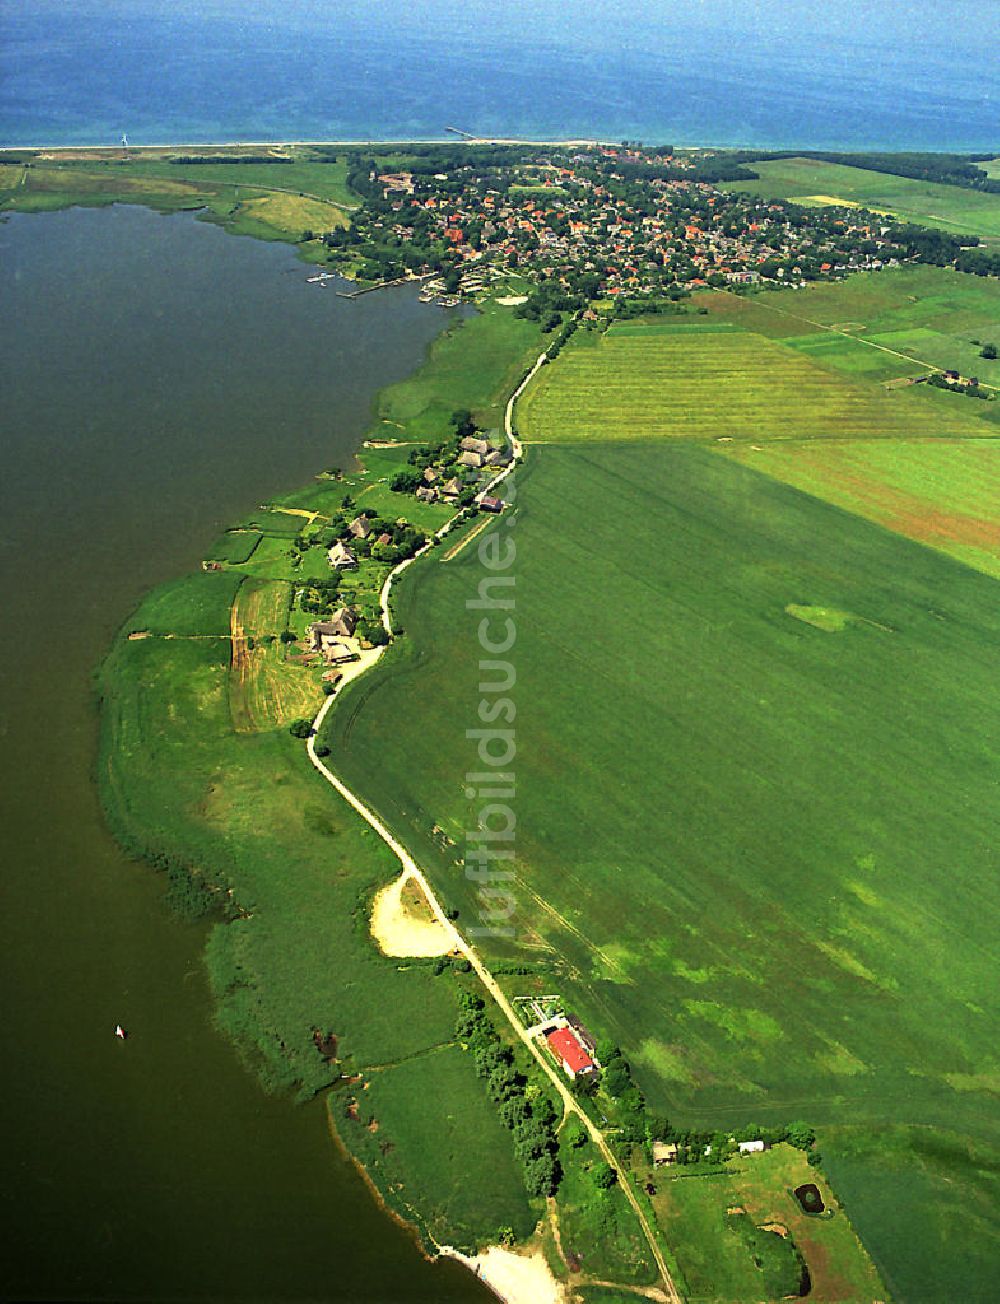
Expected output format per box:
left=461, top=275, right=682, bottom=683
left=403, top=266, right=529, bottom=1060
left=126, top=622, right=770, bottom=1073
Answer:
left=0, top=204, right=486, bottom=1302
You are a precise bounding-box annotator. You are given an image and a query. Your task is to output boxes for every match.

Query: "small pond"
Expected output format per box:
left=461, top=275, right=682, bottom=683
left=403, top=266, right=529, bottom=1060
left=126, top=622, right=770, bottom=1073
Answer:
left=794, top=1181, right=827, bottom=1214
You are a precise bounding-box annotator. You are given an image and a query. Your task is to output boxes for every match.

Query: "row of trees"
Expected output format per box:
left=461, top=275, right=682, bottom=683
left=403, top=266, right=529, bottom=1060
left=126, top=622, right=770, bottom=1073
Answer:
left=927, top=373, right=992, bottom=400
left=455, top=990, right=562, bottom=1197
left=169, top=153, right=292, bottom=165
left=805, top=151, right=1000, bottom=194
left=955, top=247, right=1000, bottom=277
left=886, top=222, right=979, bottom=265
left=645, top=1116, right=821, bottom=1167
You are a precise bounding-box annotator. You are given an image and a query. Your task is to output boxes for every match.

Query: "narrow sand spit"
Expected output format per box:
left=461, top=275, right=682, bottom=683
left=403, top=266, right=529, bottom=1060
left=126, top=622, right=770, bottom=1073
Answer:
left=370, top=868, right=454, bottom=957
left=440, top=1246, right=565, bottom=1304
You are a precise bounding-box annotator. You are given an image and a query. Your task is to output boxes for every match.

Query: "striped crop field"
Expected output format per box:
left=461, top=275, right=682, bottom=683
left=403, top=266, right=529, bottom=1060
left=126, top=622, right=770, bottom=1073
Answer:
left=228, top=578, right=322, bottom=732
left=697, top=267, right=1000, bottom=394
left=517, top=320, right=989, bottom=444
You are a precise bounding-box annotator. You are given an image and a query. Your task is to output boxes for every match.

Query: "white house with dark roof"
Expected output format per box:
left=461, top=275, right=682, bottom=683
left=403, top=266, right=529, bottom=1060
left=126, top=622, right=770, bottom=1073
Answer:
left=328, top=540, right=358, bottom=570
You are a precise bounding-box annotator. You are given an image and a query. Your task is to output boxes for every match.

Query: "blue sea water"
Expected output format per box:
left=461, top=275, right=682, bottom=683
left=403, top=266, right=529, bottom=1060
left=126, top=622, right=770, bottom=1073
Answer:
left=0, top=0, right=997, bottom=151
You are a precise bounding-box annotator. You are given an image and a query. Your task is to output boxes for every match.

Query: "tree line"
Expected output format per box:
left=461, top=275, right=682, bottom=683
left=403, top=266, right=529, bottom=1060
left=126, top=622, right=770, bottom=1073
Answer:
left=455, top=989, right=562, bottom=1197
left=803, top=151, right=1000, bottom=194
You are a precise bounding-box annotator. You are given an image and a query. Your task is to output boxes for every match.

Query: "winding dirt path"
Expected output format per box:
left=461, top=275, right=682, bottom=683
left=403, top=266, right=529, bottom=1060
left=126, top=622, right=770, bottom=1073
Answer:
left=304, top=345, right=680, bottom=1302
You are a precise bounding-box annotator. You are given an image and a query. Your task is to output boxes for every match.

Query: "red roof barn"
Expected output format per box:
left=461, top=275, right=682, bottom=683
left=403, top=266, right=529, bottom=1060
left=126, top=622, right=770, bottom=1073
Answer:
left=545, top=1027, right=596, bottom=1078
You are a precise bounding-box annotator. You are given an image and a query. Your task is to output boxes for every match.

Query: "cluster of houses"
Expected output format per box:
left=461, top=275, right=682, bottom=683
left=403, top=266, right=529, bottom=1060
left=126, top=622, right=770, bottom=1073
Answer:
left=410, top=433, right=511, bottom=513
left=326, top=512, right=412, bottom=571
left=652, top=1138, right=768, bottom=1167
left=942, top=368, right=982, bottom=388
left=345, top=144, right=902, bottom=302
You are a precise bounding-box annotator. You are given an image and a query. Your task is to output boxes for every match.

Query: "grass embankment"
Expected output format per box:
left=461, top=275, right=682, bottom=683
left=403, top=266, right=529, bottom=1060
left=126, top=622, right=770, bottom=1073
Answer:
left=0, top=148, right=354, bottom=253
left=721, top=155, right=1000, bottom=239
left=320, top=440, right=1000, bottom=1301
left=98, top=300, right=545, bottom=1252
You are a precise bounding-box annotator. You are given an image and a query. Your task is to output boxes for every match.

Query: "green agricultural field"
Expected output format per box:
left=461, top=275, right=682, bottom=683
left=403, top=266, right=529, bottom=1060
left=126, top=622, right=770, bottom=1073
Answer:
left=722, top=156, right=1000, bottom=238
left=702, top=266, right=1000, bottom=390
left=722, top=438, right=1000, bottom=578
left=516, top=318, right=992, bottom=443
left=822, top=1125, right=1000, bottom=1304
left=321, top=441, right=1000, bottom=1299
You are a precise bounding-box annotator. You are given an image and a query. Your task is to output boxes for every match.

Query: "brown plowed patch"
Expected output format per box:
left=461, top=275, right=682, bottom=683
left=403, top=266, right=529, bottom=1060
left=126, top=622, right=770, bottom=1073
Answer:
left=822, top=463, right=1000, bottom=551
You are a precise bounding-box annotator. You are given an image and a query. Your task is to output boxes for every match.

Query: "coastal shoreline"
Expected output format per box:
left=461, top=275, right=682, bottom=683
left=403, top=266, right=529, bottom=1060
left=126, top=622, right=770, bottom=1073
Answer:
left=0, top=135, right=611, bottom=153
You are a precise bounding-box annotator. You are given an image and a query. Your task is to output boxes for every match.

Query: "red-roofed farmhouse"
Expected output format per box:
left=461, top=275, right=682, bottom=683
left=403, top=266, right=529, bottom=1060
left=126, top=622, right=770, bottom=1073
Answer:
left=545, top=1026, right=596, bottom=1078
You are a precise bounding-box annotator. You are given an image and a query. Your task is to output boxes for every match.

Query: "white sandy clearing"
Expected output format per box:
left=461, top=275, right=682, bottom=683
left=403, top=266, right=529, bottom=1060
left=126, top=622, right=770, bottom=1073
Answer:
left=370, top=868, right=454, bottom=957
left=496, top=294, right=529, bottom=306
left=440, top=1245, right=565, bottom=1304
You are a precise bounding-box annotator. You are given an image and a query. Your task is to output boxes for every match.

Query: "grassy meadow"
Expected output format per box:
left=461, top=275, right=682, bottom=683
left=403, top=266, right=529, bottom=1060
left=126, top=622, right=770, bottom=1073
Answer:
left=377, top=299, right=544, bottom=441
left=517, top=317, right=993, bottom=444
left=335, top=1045, right=536, bottom=1251
left=723, top=156, right=1000, bottom=239
left=321, top=441, right=1000, bottom=1298
left=0, top=149, right=354, bottom=250
left=553, top=1138, right=657, bottom=1286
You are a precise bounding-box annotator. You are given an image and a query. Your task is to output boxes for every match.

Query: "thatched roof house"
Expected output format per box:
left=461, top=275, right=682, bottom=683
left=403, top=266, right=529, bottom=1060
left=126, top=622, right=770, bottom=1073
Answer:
left=328, top=541, right=358, bottom=570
